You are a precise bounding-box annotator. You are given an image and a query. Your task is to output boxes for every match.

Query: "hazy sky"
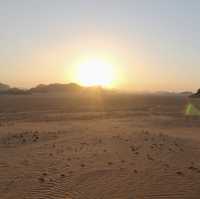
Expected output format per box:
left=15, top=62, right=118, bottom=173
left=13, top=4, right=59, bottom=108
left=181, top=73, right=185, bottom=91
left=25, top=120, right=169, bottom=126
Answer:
left=1, top=0, right=200, bottom=91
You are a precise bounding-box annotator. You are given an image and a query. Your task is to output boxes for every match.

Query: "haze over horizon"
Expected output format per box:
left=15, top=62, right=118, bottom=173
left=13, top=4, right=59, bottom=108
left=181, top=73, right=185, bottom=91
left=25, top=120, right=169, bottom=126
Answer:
left=1, top=0, right=200, bottom=92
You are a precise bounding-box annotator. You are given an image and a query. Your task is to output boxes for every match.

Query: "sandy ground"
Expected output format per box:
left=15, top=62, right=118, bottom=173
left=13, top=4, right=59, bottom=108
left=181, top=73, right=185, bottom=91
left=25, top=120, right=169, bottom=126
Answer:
left=0, top=95, right=200, bottom=199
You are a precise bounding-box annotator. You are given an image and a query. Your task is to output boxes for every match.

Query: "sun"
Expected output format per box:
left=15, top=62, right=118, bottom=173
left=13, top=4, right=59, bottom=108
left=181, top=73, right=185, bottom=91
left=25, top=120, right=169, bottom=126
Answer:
left=75, top=59, right=115, bottom=87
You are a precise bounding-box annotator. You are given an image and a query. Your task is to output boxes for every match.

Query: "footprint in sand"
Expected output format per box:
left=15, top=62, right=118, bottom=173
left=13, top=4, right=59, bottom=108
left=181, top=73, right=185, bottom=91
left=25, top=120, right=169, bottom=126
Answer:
left=38, top=177, right=45, bottom=183
left=176, top=171, right=184, bottom=176
left=108, top=161, right=113, bottom=166
left=60, top=174, right=66, bottom=178
left=81, top=163, right=86, bottom=168
left=147, top=154, right=154, bottom=161
left=33, top=134, right=39, bottom=142
left=130, top=146, right=136, bottom=152
left=188, top=166, right=200, bottom=173
left=42, top=172, right=47, bottom=176
left=151, top=145, right=154, bottom=149
left=22, top=138, right=26, bottom=143
left=168, top=148, right=173, bottom=152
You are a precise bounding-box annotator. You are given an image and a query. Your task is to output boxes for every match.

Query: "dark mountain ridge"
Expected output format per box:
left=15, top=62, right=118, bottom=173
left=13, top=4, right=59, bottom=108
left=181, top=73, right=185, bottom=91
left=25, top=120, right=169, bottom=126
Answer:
left=0, top=83, right=107, bottom=95
left=29, top=83, right=82, bottom=93
left=0, top=83, right=10, bottom=91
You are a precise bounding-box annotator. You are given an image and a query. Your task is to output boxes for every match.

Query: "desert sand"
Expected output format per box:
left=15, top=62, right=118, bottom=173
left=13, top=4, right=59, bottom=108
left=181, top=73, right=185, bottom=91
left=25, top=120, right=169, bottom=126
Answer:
left=0, top=94, right=200, bottom=199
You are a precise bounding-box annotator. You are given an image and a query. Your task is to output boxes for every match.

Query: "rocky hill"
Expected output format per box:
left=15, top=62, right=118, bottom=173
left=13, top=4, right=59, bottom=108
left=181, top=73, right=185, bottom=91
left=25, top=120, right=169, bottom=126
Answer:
left=190, top=89, right=200, bottom=98
left=29, top=83, right=83, bottom=93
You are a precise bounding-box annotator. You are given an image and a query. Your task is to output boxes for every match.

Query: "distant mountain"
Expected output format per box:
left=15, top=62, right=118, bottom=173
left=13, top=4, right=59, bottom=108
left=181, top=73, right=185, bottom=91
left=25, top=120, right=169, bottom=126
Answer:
left=155, top=91, right=176, bottom=95
left=155, top=91, right=193, bottom=96
left=0, top=83, right=10, bottom=91
left=2, top=88, right=31, bottom=95
left=180, top=91, right=193, bottom=96
left=0, top=82, right=197, bottom=97
left=29, top=83, right=83, bottom=93
left=0, top=83, right=31, bottom=95
left=0, top=82, right=110, bottom=95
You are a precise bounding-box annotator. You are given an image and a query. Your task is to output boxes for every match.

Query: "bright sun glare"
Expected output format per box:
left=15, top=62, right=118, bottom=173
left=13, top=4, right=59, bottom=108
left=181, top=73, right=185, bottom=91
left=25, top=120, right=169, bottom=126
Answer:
left=75, top=59, right=115, bottom=87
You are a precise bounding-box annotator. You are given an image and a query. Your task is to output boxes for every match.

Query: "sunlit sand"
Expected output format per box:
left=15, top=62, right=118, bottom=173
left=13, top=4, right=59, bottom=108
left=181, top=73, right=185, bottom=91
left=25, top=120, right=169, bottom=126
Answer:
left=0, top=92, right=200, bottom=198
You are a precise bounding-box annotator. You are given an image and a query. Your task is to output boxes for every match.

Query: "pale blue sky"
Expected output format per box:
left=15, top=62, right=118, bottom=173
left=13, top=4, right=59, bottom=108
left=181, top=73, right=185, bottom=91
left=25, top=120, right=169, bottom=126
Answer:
left=0, top=0, right=200, bottom=91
